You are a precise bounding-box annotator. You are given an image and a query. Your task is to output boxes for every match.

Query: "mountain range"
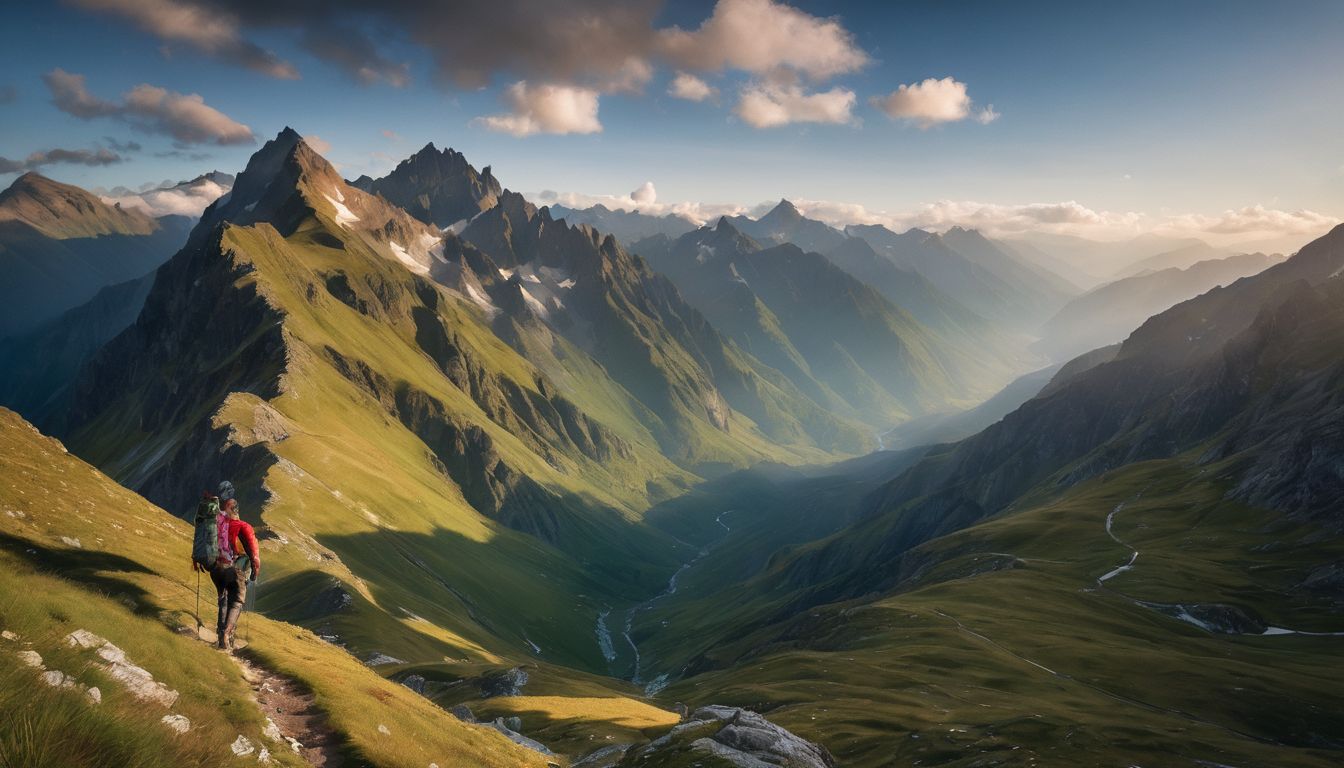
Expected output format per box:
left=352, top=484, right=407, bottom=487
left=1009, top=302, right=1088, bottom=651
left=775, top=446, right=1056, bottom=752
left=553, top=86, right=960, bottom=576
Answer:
left=1036, top=251, right=1283, bottom=361
left=631, top=217, right=1027, bottom=428
left=2, top=127, right=1340, bottom=768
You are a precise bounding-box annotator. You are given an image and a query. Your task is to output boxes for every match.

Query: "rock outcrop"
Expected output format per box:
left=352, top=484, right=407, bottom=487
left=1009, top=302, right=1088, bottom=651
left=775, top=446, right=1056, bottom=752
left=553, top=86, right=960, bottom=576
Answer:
left=623, top=705, right=834, bottom=768
left=479, top=666, right=528, bottom=698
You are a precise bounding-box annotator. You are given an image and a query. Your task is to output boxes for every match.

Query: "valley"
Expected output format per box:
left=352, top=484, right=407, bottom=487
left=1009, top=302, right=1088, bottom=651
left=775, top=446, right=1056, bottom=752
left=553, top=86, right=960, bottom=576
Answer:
left=2, top=61, right=1342, bottom=768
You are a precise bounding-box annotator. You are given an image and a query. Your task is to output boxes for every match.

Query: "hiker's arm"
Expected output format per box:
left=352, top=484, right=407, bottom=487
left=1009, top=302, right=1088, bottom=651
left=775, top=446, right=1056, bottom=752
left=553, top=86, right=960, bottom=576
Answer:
left=238, top=521, right=260, bottom=577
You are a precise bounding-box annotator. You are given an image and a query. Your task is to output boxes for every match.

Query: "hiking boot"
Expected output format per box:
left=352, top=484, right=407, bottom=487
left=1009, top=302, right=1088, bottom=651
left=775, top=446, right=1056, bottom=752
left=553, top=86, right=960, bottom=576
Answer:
left=221, top=603, right=243, bottom=651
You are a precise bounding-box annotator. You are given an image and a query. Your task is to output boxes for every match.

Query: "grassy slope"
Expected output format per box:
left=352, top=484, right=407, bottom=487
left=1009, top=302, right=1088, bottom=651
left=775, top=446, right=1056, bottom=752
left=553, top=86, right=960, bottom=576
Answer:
left=214, top=218, right=694, bottom=667
left=0, top=407, right=548, bottom=768
left=646, top=459, right=1344, bottom=767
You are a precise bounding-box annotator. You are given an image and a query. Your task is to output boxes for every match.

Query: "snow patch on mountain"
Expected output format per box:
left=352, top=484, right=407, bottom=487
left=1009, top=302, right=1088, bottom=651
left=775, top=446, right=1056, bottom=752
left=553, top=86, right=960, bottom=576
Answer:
left=324, top=194, right=359, bottom=228
left=389, top=241, right=428, bottom=275
left=462, top=282, right=498, bottom=316
left=520, top=286, right=550, bottom=318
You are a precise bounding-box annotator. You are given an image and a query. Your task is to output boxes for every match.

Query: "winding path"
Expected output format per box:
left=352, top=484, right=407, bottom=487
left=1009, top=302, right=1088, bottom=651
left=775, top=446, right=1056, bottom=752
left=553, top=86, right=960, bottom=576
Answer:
left=1096, top=494, right=1343, bottom=638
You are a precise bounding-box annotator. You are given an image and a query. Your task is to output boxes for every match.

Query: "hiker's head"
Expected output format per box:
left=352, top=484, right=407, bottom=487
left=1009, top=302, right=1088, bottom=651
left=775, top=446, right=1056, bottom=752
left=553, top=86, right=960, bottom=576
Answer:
left=223, top=498, right=240, bottom=519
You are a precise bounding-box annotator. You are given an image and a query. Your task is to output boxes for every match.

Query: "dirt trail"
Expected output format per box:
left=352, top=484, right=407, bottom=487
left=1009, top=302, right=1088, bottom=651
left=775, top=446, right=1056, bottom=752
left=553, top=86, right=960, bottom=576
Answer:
left=234, top=652, right=345, bottom=767
left=184, top=621, right=344, bottom=765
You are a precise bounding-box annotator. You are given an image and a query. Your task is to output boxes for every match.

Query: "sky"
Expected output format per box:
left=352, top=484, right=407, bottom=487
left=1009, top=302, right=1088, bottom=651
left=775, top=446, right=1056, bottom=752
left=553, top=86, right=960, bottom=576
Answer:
left=2, top=0, right=1342, bottom=247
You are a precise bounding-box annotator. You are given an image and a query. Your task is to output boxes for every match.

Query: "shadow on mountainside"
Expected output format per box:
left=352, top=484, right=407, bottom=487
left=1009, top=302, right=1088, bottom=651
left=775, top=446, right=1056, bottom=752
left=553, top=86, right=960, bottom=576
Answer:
left=0, top=531, right=159, bottom=616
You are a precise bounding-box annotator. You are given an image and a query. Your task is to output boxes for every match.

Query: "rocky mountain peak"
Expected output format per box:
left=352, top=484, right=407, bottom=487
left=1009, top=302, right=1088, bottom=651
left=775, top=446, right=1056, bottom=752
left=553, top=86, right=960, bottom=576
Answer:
left=359, top=141, right=501, bottom=228
left=761, top=198, right=803, bottom=225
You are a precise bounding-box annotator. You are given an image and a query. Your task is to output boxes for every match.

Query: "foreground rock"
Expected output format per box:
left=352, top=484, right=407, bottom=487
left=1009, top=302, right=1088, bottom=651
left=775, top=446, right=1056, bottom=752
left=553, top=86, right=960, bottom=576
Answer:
left=622, top=705, right=834, bottom=768
left=66, top=629, right=179, bottom=707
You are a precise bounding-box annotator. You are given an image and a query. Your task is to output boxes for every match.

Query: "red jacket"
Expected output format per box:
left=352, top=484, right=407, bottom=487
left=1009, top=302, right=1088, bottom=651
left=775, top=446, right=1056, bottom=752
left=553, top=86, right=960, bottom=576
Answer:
left=217, top=515, right=260, bottom=570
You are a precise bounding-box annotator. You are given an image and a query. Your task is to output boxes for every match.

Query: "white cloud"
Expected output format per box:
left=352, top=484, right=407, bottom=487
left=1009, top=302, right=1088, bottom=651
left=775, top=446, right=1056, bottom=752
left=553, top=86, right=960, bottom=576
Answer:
left=660, top=0, right=869, bottom=81
left=668, top=72, right=717, bottom=102
left=43, top=69, right=254, bottom=145
left=601, top=57, right=655, bottom=93
left=631, top=181, right=657, bottom=206
left=1155, top=205, right=1340, bottom=240
left=101, top=177, right=231, bottom=217
left=871, top=77, right=996, bottom=128
left=793, top=198, right=1337, bottom=246
left=476, top=81, right=602, bottom=137
left=735, top=81, right=856, bottom=128
left=530, top=189, right=750, bottom=226
left=529, top=188, right=1338, bottom=249
left=121, top=84, right=254, bottom=145
left=883, top=200, right=1145, bottom=238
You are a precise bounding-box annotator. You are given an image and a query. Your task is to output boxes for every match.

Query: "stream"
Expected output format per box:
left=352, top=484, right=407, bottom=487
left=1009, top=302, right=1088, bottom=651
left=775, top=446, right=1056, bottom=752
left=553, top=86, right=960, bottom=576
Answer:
left=595, top=510, right=735, bottom=694
left=1097, top=496, right=1343, bottom=638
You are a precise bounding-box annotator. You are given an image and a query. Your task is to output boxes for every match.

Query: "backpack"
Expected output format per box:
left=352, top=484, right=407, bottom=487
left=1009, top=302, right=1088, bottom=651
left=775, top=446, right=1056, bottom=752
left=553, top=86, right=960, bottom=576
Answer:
left=192, top=494, right=222, bottom=569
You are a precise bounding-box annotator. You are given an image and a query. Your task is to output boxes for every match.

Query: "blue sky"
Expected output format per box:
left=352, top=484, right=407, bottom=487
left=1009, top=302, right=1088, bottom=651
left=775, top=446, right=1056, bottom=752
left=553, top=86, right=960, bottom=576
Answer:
left=2, top=0, right=1341, bottom=244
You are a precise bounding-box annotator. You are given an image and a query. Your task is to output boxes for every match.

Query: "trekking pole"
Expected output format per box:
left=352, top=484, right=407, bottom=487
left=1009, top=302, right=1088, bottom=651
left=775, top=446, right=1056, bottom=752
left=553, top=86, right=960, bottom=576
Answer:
left=243, top=576, right=256, bottom=646
left=195, top=569, right=202, bottom=634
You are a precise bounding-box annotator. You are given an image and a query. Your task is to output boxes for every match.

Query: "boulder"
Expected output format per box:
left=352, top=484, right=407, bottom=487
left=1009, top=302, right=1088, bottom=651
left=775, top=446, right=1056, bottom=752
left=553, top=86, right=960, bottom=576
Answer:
left=231, top=735, right=256, bottom=757
left=448, top=704, right=475, bottom=722
left=628, top=705, right=834, bottom=768
left=479, top=666, right=528, bottom=697
left=401, top=673, right=426, bottom=694
left=486, top=717, right=553, bottom=756
left=40, top=669, right=76, bottom=689
left=572, top=744, right=631, bottom=767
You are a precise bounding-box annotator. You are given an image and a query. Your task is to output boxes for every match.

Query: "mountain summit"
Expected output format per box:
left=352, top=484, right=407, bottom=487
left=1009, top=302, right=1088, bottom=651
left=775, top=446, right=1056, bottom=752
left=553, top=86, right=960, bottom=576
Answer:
left=351, top=141, right=500, bottom=228
left=758, top=198, right=804, bottom=227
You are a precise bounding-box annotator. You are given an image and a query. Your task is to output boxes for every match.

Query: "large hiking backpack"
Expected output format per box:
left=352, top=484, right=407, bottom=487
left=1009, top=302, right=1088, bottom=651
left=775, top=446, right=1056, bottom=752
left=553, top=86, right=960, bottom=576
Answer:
left=192, top=494, right=222, bottom=569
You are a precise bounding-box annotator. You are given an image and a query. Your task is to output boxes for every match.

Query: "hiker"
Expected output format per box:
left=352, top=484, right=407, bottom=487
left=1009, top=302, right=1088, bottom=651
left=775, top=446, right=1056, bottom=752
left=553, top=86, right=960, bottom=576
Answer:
left=191, top=483, right=260, bottom=649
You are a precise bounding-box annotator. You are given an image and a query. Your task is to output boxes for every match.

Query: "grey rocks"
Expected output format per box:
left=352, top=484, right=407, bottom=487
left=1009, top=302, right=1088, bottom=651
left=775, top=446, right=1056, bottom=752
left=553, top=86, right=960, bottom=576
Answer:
left=479, top=666, right=528, bottom=698
left=627, top=705, right=834, bottom=768
left=485, top=717, right=554, bottom=756
left=400, top=673, right=426, bottom=694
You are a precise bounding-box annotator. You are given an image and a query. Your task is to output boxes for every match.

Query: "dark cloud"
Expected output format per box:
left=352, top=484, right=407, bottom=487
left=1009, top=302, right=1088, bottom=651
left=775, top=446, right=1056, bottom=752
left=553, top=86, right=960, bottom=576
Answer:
left=43, top=69, right=120, bottom=118
left=299, top=24, right=409, bottom=87
left=0, top=146, right=125, bottom=174
left=154, top=149, right=213, bottom=161
left=33, top=147, right=125, bottom=166
left=43, top=69, right=254, bottom=146
left=69, top=0, right=298, bottom=79
left=104, top=137, right=144, bottom=152
left=71, top=0, right=662, bottom=89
